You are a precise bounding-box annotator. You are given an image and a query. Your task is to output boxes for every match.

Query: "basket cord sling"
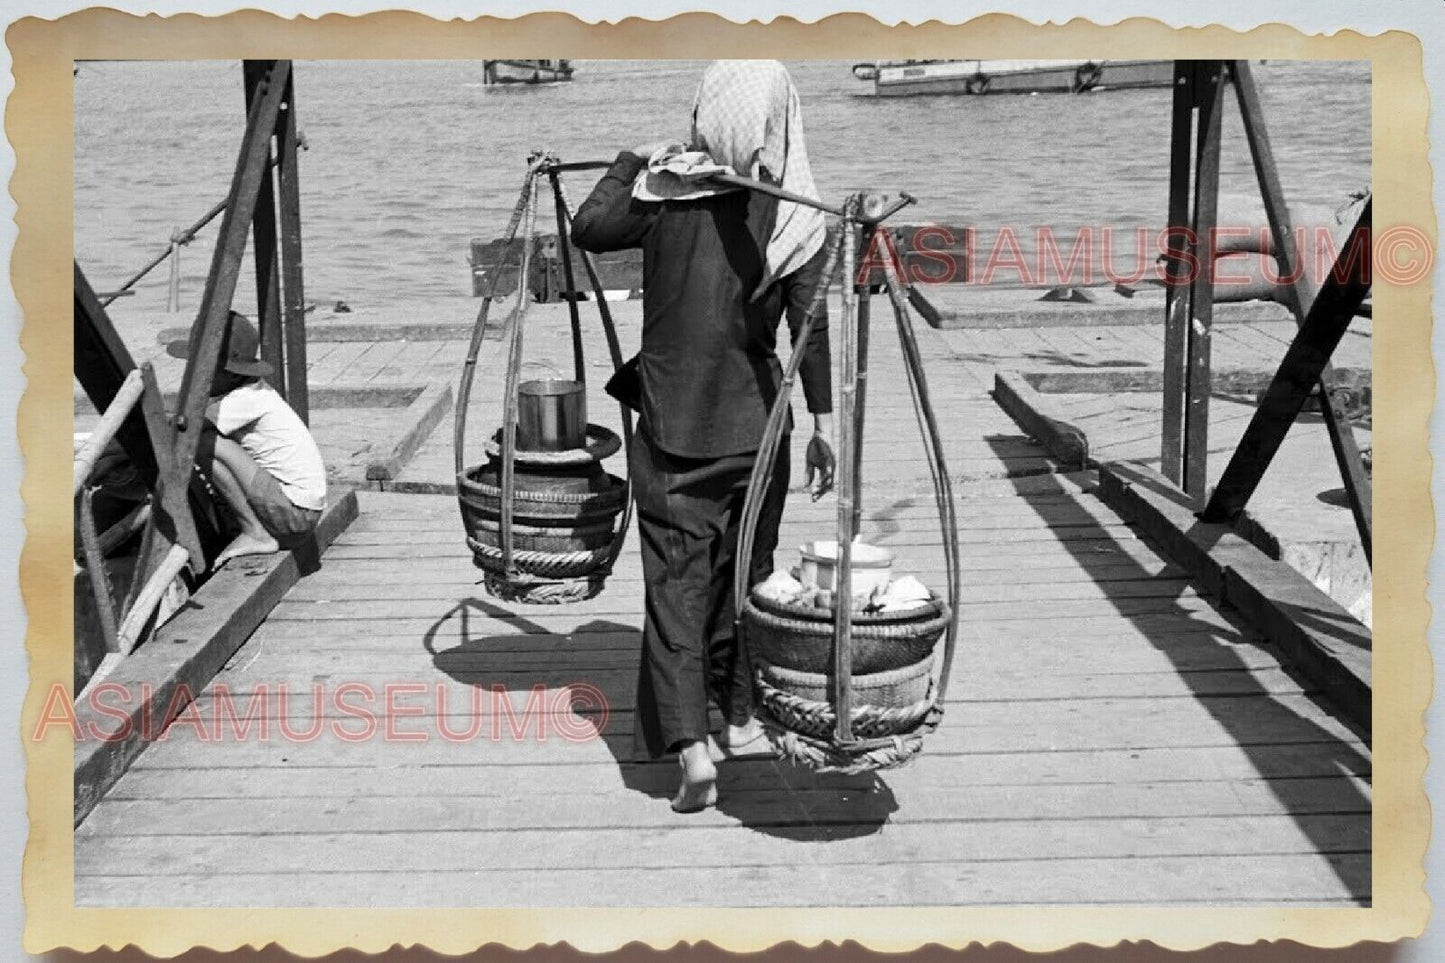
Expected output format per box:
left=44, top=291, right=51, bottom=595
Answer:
left=454, top=152, right=636, bottom=604
left=733, top=195, right=962, bottom=774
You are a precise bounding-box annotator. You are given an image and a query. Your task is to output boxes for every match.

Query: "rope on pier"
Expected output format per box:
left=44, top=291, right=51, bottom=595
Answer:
left=100, top=154, right=285, bottom=308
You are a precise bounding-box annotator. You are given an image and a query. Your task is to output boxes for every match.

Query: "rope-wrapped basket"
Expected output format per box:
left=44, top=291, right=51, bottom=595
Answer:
left=743, top=591, right=949, bottom=675
left=452, top=156, right=635, bottom=606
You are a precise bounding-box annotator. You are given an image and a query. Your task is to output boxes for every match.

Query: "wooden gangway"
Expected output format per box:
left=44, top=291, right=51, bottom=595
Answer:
left=74, top=307, right=1370, bottom=907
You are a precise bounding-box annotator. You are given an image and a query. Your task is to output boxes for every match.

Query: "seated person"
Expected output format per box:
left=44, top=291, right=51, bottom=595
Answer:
left=167, top=311, right=326, bottom=568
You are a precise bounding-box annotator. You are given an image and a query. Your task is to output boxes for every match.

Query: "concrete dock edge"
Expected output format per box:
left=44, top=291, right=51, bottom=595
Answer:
left=365, top=382, right=453, bottom=482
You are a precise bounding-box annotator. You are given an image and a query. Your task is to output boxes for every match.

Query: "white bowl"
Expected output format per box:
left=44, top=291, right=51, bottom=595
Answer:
left=798, top=539, right=895, bottom=598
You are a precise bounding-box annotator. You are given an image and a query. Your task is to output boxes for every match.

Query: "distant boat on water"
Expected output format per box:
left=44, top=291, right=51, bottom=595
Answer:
left=851, top=59, right=1175, bottom=96
left=483, top=60, right=575, bottom=86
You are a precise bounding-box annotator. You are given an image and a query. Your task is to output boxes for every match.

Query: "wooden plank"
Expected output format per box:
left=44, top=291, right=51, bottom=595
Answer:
left=281, top=561, right=1190, bottom=592
left=97, top=691, right=1365, bottom=762
left=200, top=659, right=1311, bottom=703
left=78, top=804, right=1368, bottom=864
left=259, top=594, right=1218, bottom=624
left=276, top=576, right=1195, bottom=605
left=75, top=854, right=1369, bottom=907
left=73, top=491, right=360, bottom=826
left=114, top=742, right=1371, bottom=797
left=244, top=611, right=1256, bottom=645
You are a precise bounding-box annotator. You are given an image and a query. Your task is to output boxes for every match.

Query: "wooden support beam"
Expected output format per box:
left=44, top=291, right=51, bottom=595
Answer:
left=126, top=60, right=289, bottom=619
left=1181, top=61, right=1225, bottom=505
left=136, top=363, right=204, bottom=572
left=1230, top=59, right=1371, bottom=561
left=275, top=64, right=310, bottom=424
left=1159, top=61, right=1195, bottom=486
left=171, top=59, right=290, bottom=493
left=1201, top=198, right=1372, bottom=524
left=244, top=60, right=286, bottom=399
left=74, top=263, right=157, bottom=485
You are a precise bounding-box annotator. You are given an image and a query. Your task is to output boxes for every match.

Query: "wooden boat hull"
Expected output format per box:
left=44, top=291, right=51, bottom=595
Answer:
left=483, top=60, right=575, bottom=85
left=865, top=59, right=1175, bottom=96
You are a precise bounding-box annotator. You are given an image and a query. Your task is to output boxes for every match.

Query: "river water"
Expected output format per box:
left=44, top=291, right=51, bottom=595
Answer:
left=74, top=58, right=1368, bottom=309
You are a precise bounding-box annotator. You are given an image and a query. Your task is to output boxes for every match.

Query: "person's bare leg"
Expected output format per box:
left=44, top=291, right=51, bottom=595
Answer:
left=205, top=437, right=279, bottom=567
left=671, top=739, right=717, bottom=813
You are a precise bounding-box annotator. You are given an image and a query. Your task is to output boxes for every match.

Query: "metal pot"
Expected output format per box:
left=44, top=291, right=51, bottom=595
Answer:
left=516, top=379, right=587, bottom=451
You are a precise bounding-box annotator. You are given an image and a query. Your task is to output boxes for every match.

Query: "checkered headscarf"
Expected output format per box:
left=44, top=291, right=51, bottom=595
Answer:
left=633, top=60, right=827, bottom=292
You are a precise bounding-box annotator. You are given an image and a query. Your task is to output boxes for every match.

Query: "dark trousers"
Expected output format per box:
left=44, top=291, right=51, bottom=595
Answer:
left=630, top=428, right=791, bottom=759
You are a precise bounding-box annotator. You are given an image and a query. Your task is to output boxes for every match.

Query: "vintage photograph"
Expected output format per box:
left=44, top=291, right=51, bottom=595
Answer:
left=65, top=53, right=1375, bottom=911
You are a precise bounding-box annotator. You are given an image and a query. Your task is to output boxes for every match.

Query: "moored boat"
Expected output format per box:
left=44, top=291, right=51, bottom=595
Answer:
left=853, top=59, right=1175, bottom=96
left=483, top=60, right=575, bottom=85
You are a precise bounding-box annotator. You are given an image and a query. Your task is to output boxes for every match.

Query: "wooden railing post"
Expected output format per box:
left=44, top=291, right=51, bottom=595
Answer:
left=1160, top=61, right=1225, bottom=506
left=245, top=60, right=287, bottom=399
left=1160, top=61, right=1195, bottom=488
left=276, top=65, right=310, bottom=424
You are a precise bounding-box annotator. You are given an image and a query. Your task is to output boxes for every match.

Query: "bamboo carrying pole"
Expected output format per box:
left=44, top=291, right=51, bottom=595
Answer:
left=452, top=155, right=638, bottom=598
left=73, top=369, right=144, bottom=497
left=832, top=204, right=859, bottom=744
left=731, top=190, right=958, bottom=769
left=498, top=182, right=542, bottom=578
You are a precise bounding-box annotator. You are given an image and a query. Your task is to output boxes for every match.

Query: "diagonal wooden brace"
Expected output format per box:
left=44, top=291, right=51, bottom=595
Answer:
left=1201, top=198, right=1372, bottom=525
left=171, top=60, right=291, bottom=490
left=1230, top=59, right=1372, bottom=560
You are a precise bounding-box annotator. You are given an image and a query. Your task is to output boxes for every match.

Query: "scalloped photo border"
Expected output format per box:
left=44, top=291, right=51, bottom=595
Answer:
left=13, top=8, right=1433, bottom=956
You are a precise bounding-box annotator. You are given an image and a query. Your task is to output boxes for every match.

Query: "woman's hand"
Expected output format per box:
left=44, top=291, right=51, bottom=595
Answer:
left=805, top=413, right=836, bottom=501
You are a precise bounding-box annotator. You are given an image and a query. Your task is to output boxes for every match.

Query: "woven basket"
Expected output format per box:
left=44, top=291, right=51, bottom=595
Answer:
left=468, top=517, right=617, bottom=553
left=458, top=466, right=626, bottom=529
left=742, top=593, right=949, bottom=674
left=754, top=656, right=936, bottom=740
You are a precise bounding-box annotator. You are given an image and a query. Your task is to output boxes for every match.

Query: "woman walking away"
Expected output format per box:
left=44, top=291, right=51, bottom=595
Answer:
left=572, top=60, right=836, bottom=813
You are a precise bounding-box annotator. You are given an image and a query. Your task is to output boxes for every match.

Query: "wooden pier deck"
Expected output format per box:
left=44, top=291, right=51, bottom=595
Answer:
left=76, top=298, right=1371, bottom=907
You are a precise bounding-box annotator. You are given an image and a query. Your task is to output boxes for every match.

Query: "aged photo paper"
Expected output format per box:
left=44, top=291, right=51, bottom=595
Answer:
left=14, top=8, right=1434, bottom=956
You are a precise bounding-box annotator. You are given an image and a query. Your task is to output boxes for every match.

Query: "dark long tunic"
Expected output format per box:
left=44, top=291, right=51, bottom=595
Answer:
left=570, top=151, right=832, bottom=458
left=571, top=151, right=832, bottom=756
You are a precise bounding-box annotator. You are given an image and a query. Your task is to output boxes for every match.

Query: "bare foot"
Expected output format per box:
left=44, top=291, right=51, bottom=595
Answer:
left=671, top=743, right=717, bottom=813
left=214, top=532, right=280, bottom=569
left=707, top=719, right=773, bottom=762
